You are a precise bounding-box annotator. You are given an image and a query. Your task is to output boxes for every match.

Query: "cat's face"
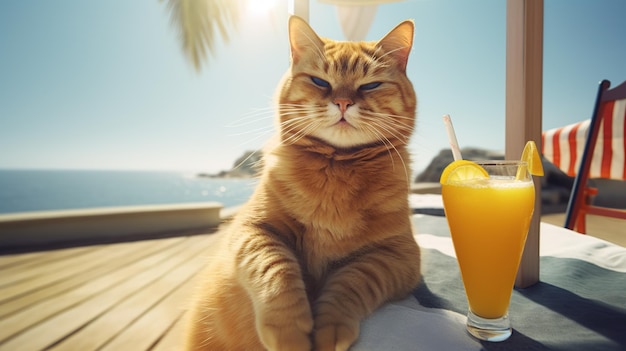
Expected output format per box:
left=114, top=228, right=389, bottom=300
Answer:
left=278, top=16, right=416, bottom=150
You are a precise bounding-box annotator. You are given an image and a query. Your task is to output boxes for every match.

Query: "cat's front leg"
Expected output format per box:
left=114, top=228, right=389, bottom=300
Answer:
left=313, top=234, right=421, bottom=351
left=255, top=297, right=313, bottom=351
left=235, top=231, right=314, bottom=351
left=314, top=311, right=359, bottom=351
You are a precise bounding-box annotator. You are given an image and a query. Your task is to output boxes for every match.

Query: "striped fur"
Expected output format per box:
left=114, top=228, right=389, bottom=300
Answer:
left=185, top=16, right=421, bottom=351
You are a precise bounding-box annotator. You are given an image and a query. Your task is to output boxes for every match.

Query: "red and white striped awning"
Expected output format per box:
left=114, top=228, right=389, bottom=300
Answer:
left=541, top=99, right=626, bottom=180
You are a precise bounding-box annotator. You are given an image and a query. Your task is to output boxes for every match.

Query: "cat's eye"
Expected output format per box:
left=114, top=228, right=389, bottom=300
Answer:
left=311, top=76, right=331, bottom=88
left=359, top=82, right=382, bottom=91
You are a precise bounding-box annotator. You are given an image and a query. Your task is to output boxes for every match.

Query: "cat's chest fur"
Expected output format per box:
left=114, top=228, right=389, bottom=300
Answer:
left=272, top=144, right=391, bottom=226
left=263, top=141, right=409, bottom=270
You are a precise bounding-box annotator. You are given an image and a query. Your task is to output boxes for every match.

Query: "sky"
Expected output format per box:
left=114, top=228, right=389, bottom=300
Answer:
left=1, top=0, right=625, bottom=175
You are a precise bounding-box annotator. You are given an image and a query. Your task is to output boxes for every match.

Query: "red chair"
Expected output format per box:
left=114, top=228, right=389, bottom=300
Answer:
left=542, top=79, right=626, bottom=233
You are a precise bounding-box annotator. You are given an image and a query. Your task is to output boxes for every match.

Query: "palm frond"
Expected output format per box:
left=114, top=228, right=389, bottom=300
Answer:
left=162, top=0, right=242, bottom=71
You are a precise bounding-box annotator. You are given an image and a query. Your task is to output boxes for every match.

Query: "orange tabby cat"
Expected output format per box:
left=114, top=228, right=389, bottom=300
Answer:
left=185, top=16, right=421, bottom=351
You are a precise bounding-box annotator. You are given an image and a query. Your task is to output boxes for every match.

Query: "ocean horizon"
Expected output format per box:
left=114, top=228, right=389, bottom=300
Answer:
left=0, top=169, right=258, bottom=214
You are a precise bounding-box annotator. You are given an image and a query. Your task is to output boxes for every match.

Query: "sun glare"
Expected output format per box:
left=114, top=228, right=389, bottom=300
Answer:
left=246, top=0, right=280, bottom=17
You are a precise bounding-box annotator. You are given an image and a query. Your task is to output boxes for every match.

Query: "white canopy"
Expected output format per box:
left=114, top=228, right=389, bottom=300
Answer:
left=318, top=0, right=405, bottom=40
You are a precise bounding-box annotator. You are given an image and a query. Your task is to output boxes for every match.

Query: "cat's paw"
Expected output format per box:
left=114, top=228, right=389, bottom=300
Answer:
left=313, top=319, right=359, bottom=351
left=258, top=311, right=313, bottom=351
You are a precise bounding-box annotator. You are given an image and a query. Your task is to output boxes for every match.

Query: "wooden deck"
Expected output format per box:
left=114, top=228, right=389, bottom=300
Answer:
left=0, top=228, right=224, bottom=351
left=1, top=208, right=623, bottom=351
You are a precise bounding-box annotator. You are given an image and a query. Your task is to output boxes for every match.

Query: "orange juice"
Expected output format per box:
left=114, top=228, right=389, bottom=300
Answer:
left=442, top=178, right=534, bottom=318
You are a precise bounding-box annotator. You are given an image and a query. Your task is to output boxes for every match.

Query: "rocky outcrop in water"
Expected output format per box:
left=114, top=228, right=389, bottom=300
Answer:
left=200, top=150, right=262, bottom=178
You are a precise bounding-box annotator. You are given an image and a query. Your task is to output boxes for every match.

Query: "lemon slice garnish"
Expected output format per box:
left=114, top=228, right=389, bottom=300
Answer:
left=520, top=140, right=544, bottom=176
left=440, top=160, right=489, bottom=185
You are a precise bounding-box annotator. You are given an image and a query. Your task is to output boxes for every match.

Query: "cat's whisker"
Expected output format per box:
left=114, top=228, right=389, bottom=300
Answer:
left=278, top=104, right=319, bottom=110
left=279, top=105, right=327, bottom=114
left=360, top=115, right=411, bottom=145
left=369, top=57, right=390, bottom=70
left=282, top=126, right=309, bottom=144
left=375, top=123, right=411, bottom=145
left=278, top=109, right=326, bottom=123
left=282, top=120, right=322, bottom=145
left=230, top=104, right=322, bottom=141
left=278, top=103, right=319, bottom=108
left=362, top=124, right=397, bottom=169
left=240, top=105, right=275, bottom=116
left=295, top=27, right=327, bottom=63
left=362, top=118, right=412, bottom=139
left=228, top=122, right=276, bottom=136
left=361, top=121, right=411, bottom=184
left=366, top=48, right=391, bottom=70
left=279, top=115, right=319, bottom=130
left=225, top=104, right=328, bottom=147
left=376, top=44, right=409, bottom=63
left=289, top=118, right=323, bottom=144
left=230, top=150, right=264, bottom=174
left=279, top=117, right=315, bottom=144
left=227, top=108, right=276, bottom=128
left=229, top=129, right=275, bottom=149
left=279, top=111, right=322, bottom=119
left=367, top=111, right=415, bottom=121
left=282, top=131, right=306, bottom=146
left=360, top=113, right=413, bottom=140
left=226, top=116, right=274, bottom=129
left=226, top=113, right=277, bottom=143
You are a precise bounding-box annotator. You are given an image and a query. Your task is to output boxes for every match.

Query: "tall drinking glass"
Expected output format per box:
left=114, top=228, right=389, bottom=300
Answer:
left=441, top=160, right=535, bottom=342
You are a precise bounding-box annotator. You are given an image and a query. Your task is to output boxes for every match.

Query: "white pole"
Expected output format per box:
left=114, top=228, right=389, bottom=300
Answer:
left=289, top=0, right=310, bottom=22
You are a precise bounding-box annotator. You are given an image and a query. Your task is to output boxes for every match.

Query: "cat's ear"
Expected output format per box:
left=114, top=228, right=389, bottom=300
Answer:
left=289, top=16, right=324, bottom=64
left=377, top=20, right=414, bottom=71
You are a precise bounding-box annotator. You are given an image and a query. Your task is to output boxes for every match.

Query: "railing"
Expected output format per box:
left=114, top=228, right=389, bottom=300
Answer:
left=0, top=202, right=223, bottom=253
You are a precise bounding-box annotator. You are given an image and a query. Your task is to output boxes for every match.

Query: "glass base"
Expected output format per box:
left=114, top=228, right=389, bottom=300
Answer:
left=466, top=310, right=512, bottom=342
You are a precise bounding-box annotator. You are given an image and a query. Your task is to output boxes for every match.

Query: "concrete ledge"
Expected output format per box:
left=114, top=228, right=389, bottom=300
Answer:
left=0, top=202, right=223, bottom=253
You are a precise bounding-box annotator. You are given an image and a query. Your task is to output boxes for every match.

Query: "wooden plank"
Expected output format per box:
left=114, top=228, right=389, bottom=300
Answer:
left=506, top=0, right=544, bottom=288
left=0, top=235, right=207, bottom=351
left=151, top=313, right=187, bottom=351
left=0, top=239, right=172, bottom=319
left=0, top=245, right=99, bottom=276
left=48, top=235, right=216, bottom=351
left=0, top=244, right=125, bottom=300
left=0, top=250, right=51, bottom=269
left=0, top=236, right=190, bottom=347
left=150, top=234, right=225, bottom=351
left=98, top=238, right=219, bottom=351
left=100, top=277, right=196, bottom=351
left=0, top=245, right=97, bottom=268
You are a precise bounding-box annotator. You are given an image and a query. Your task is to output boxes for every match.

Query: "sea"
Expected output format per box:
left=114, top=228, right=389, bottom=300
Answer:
left=0, top=170, right=258, bottom=214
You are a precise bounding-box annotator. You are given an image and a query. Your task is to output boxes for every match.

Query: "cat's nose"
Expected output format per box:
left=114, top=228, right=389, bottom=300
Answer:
left=333, top=98, right=354, bottom=113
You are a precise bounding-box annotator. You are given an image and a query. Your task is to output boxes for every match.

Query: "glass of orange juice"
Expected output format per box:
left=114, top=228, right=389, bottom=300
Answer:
left=440, top=159, right=537, bottom=342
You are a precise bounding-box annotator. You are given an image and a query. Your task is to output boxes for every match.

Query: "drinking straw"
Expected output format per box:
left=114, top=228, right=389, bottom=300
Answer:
left=442, top=114, right=463, bottom=161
